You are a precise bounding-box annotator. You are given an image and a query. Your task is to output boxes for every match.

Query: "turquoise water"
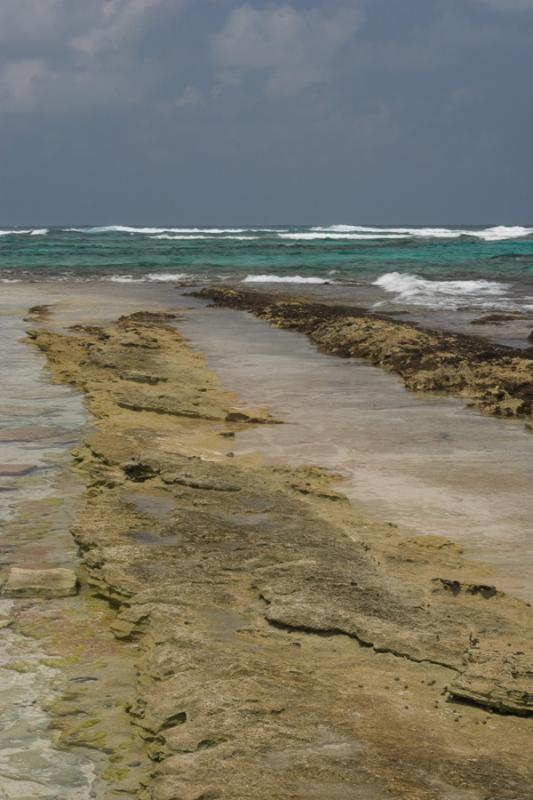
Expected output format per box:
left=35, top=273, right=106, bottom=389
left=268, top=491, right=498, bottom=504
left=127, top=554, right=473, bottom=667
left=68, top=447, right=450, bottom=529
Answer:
left=2, top=224, right=533, bottom=312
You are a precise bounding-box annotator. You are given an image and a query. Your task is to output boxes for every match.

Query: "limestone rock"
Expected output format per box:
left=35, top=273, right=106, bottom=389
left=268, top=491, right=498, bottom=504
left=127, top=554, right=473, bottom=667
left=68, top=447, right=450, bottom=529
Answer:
left=449, top=648, right=533, bottom=715
left=3, top=567, right=78, bottom=598
left=225, top=406, right=279, bottom=424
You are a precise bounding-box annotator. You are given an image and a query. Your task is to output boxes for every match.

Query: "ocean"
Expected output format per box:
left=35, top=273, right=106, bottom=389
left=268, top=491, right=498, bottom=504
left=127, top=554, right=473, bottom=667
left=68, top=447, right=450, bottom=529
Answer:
left=2, top=224, right=533, bottom=316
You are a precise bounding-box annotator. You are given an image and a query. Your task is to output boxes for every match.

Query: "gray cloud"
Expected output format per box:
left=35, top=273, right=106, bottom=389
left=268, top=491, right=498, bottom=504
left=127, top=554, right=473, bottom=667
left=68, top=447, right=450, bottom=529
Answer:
left=0, top=58, right=46, bottom=111
left=71, top=0, right=182, bottom=56
left=0, top=0, right=531, bottom=224
left=472, top=0, right=533, bottom=9
left=0, top=1, right=69, bottom=46
left=212, top=2, right=365, bottom=95
left=0, top=0, right=188, bottom=112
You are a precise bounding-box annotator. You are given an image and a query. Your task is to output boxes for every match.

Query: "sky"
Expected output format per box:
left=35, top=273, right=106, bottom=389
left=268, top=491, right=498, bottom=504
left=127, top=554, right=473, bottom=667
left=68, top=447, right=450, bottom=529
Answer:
left=0, top=0, right=532, bottom=225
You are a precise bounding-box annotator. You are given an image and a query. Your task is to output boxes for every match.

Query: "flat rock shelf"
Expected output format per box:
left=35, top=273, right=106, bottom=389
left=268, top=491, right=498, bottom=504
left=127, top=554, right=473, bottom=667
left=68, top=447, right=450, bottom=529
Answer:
left=10, top=303, right=532, bottom=800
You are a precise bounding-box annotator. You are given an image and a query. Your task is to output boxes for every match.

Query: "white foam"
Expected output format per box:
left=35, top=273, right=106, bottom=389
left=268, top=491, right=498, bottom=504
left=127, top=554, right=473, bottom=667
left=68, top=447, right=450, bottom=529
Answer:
left=311, top=225, right=460, bottom=237
left=0, top=228, right=48, bottom=236
left=312, top=225, right=368, bottom=232
left=311, top=224, right=533, bottom=241
left=107, top=273, right=187, bottom=283
left=373, top=272, right=509, bottom=310
left=150, top=234, right=210, bottom=240
left=243, top=274, right=329, bottom=284
left=146, top=273, right=187, bottom=282
left=150, top=234, right=259, bottom=240
left=86, top=226, right=169, bottom=234
left=469, top=225, right=533, bottom=241
left=66, top=226, right=282, bottom=235
left=164, top=228, right=248, bottom=233
left=107, top=275, right=146, bottom=283
left=162, top=227, right=273, bottom=234
left=278, top=232, right=407, bottom=240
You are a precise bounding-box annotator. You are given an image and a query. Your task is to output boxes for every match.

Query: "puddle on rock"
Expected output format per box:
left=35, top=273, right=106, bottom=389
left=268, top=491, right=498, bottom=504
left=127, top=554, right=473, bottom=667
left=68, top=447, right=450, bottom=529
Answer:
left=122, top=489, right=176, bottom=519
left=132, top=530, right=181, bottom=546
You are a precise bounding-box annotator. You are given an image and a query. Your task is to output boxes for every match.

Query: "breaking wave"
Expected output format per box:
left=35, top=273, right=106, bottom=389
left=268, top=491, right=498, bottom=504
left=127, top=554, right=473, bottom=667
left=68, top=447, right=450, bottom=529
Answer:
left=151, top=234, right=259, bottom=241
left=312, top=225, right=533, bottom=241
left=107, top=273, right=187, bottom=283
left=67, top=226, right=282, bottom=235
left=76, top=226, right=169, bottom=234
left=150, top=235, right=210, bottom=240
left=243, top=275, right=329, bottom=284
left=279, top=232, right=407, bottom=241
left=107, top=275, right=146, bottom=283
left=0, top=228, right=48, bottom=236
left=373, top=272, right=510, bottom=310
left=471, top=226, right=533, bottom=241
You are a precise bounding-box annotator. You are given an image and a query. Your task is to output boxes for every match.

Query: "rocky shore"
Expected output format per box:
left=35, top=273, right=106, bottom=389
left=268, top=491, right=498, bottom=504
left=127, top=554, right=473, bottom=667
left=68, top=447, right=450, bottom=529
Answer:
left=197, top=287, right=533, bottom=430
left=9, top=306, right=533, bottom=798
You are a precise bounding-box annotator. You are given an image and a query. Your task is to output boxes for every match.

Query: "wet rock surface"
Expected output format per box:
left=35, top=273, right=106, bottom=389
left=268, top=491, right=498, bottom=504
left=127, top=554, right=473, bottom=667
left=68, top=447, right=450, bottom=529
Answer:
left=197, top=287, right=533, bottom=429
left=0, top=301, right=148, bottom=800
left=25, top=309, right=533, bottom=799
left=0, top=464, right=38, bottom=477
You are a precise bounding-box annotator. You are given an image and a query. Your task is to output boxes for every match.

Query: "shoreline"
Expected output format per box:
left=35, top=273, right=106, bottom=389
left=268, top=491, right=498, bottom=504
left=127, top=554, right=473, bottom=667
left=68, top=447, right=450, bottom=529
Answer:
left=2, top=301, right=530, bottom=797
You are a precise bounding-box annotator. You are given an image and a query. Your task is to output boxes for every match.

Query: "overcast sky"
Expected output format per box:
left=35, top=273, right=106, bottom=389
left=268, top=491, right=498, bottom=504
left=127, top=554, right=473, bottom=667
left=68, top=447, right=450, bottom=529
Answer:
left=1, top=0, right=532, bottom=225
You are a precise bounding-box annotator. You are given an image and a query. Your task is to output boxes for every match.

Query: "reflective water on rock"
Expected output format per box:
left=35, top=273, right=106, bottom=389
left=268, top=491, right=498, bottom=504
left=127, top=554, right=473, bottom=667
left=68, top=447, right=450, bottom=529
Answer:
left=0, top=616, right=98, bottom=800
left=182, top=305, right=533, bottom=604
left=0, top=296, right=100, bottom=797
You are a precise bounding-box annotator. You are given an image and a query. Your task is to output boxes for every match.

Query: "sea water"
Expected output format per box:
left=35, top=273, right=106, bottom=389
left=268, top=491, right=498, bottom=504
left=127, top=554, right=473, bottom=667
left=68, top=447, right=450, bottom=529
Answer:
left=1, top=224, right=533, bottom=323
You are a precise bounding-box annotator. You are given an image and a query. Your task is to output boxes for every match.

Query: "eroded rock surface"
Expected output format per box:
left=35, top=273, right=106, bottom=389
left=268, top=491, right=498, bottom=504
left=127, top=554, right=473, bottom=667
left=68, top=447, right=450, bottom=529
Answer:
left=26, top=309, right=533, bottom=800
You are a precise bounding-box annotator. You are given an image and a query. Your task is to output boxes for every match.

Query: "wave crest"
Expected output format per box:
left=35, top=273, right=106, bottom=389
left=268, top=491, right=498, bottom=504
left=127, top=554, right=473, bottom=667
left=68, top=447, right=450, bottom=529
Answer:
left=0, top=228, right=48, bottom=236
left=108, top=272, right=187, bottom=283
left=151, top=234, right=259, bottom=241
left=312, top=224, right=533, bottom=241
left=279, top=232, right=407, bottom=241
left=243, top=274, right=329, bottom=284
left=373, top=272, right=510, bottom=310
